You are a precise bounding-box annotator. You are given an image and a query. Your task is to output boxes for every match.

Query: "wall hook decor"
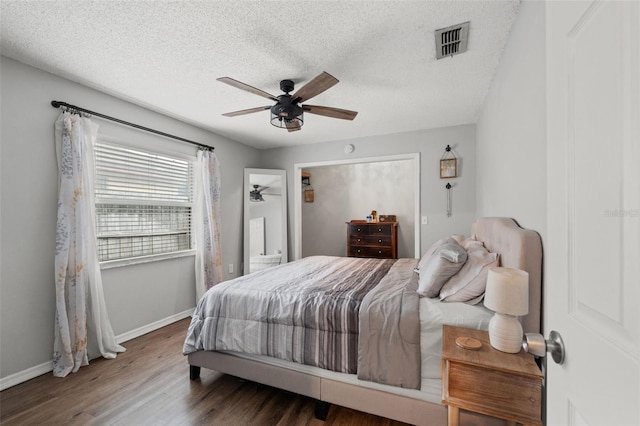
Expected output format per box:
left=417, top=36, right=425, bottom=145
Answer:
left=302, top=171, right=314, bottom=203
left=446, top=182, right=453, bottom=217
left=440, top=145, right=458, bottom=178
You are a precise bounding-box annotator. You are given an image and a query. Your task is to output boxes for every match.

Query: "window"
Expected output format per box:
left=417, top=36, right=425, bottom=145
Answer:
left=94, top=141, right=194, bottom=263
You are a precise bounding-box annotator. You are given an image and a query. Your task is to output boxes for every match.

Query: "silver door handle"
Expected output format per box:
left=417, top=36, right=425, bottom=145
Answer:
left=523, top=331, right=565, bottom=365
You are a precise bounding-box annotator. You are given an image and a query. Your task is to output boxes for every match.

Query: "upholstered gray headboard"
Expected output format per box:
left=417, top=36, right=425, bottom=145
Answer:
left=473, top=217, right=542, bottom=334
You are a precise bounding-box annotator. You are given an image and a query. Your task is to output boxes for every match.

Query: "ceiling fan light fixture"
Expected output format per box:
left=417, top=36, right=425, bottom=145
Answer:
left=270, top=111, right=303, bottom=130
left=250, top=192, right=265, bottom=202
left=270, top=94, right=304, bottom=130
left=250, top=185, right=265, bottom=202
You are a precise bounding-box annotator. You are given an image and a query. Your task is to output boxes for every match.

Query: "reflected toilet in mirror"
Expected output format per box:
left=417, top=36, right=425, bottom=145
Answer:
left=244, top=168, right=288, bottom=275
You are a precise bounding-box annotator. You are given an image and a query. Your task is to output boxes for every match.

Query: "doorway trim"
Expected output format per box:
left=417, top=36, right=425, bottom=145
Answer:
left=293, top=153, right=421, bottom=260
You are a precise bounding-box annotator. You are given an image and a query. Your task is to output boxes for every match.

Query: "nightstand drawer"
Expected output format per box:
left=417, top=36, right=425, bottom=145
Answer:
left=443, top=361, right=542, bottom=424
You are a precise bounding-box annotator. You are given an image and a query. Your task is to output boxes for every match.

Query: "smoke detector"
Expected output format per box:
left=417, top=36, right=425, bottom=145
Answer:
left=435, top=21, right=470, bottom=59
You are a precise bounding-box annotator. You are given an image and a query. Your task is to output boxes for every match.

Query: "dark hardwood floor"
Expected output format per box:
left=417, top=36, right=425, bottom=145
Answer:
left=0, top=318, right=410, bottom=425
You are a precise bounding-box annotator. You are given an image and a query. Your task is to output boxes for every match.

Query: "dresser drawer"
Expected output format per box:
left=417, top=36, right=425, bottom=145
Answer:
left=349, top=246, right=394, bottom=258
left=349, top=223, right=370, bottom=235
left=350, top=235, right=392, bottom=246
left=369, top=225, right=392, bottom=236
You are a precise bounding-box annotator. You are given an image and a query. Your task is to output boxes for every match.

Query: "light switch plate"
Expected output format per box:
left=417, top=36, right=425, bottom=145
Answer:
left=421, top=215, right=429, bottom=225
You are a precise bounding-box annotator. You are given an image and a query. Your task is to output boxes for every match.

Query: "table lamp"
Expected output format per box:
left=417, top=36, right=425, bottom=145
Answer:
left=483, top=267, right=529, bottom=353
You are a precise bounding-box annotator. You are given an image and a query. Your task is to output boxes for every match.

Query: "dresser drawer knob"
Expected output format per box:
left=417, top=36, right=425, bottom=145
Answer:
left=378, top=239, right=382, bottom=243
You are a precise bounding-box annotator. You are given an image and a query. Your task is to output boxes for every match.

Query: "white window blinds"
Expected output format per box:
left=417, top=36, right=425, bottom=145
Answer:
left=94, top=142, right=194, bottom=262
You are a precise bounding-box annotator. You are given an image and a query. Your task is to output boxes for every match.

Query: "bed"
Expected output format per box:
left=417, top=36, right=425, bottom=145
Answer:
left=184, top=217, right=542, bottom=425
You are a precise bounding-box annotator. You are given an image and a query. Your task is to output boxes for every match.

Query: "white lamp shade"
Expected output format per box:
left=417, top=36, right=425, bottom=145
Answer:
left=484, top=267, right=529, bottom=316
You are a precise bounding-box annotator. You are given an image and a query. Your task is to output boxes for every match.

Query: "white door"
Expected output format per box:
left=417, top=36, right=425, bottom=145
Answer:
left=546, top=1, right=639, bottom=425
left=249, top=217, right=265, bottom=256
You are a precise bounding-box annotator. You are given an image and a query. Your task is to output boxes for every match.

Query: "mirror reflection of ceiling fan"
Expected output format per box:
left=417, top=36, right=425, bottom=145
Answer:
left=218, top=71, right=358, bottom=132
left=249, top=185, right=268, bottom=202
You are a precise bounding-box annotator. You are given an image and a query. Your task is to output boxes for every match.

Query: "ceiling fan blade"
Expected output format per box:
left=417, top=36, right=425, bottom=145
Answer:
left=222, top=106, right=271, bottom=117
left=291, top=72, right=339, bottom=103
left=285, top=120, right=302, bottom=132
left=302, top=105, right=358, bottom=121
left=217, top=77, right=279, bottom=102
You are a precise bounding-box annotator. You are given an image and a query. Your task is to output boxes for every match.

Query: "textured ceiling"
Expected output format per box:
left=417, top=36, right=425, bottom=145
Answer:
left=0, top=1, right=520, bottom=149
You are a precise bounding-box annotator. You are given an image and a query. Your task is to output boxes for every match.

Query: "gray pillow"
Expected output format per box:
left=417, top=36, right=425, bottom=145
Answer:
left=417, top=237, right=449, bottom=270
left=417, top=239, right=467, bottom=298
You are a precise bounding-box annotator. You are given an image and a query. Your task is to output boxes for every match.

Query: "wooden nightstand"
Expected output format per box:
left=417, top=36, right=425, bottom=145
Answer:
left=441, top=325, right=543, bottom=426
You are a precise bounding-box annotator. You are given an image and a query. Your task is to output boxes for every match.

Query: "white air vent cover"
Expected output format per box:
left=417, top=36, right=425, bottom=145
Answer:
left=435, top=21, right=469, bottom=59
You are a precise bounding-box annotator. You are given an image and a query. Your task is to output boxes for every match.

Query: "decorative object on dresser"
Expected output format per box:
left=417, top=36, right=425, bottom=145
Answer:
left=378, top=214, right=396, bottom=222
left=347, top=220, right=398, bottom=259
left=483, top=267, right=529, bottom=353
left=441, top=325, right=543, bottom=426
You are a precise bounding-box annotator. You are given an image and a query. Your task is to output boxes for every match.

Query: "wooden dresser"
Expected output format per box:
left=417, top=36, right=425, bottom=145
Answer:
left=346, top=220, right=398, bottom=259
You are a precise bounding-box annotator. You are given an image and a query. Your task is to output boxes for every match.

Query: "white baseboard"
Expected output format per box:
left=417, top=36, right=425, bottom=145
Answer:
left=0, top=361, right=53, bottom=392
left=115, top=308, right=193, bottom=344
left=0, top=308, right=194, bottom=391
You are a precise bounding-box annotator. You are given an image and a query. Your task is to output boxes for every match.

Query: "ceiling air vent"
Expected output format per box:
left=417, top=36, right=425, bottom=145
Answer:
left=435, top=21, right=469, bottom=60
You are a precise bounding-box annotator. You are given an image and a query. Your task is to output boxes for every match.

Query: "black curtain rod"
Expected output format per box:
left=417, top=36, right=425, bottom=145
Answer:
left=51, top=100, right=213, bottom=150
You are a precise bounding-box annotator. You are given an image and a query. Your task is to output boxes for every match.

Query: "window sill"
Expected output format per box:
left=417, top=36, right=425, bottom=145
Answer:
left=100, top=249, right=196, bottom=270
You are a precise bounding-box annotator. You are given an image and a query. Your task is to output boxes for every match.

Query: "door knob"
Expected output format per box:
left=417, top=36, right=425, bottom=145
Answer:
left=522, top=331, right=565, bottom=365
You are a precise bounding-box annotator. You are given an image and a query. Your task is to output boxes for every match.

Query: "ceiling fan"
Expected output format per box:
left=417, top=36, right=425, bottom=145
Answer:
left=217, top=71, right=358, bottom=132
left=249, top=185, right=268, bottom=202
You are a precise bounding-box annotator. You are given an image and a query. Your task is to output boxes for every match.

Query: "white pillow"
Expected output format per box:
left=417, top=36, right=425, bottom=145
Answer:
left=439, top=244, right=499, bottom=303
left=461, top=235, right=483, bottom=250
left=450, top=234, right=465, bottom=244
left=417, top=239, right=467, bottom=298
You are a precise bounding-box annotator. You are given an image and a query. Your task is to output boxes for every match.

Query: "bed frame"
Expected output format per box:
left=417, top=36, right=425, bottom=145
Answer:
left=188, top=217, right=543, bottom=425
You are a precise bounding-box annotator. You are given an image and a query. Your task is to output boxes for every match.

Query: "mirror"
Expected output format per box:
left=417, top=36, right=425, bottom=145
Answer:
left=244, top=168, right=288, bottom=275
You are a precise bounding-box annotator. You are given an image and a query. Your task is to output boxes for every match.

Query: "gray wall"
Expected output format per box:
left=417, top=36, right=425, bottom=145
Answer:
left=0, top=56, right=259, bottom=381
left=475, top=1, right=547, bottom=243
left=301, top=160, right=415, bottom=258
left=260, top=124, right=478, bottom=259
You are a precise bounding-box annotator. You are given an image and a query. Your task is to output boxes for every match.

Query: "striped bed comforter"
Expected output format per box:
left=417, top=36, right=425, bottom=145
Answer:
left=183, top=255, right=420, bottom=387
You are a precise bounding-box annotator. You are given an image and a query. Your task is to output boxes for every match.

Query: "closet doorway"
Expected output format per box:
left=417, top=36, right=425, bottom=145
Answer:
left=293, top=153, right=420, bottom=260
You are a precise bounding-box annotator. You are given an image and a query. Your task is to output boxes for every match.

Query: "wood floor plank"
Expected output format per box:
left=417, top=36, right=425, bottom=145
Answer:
left=0, top=318, right=410, bottom=425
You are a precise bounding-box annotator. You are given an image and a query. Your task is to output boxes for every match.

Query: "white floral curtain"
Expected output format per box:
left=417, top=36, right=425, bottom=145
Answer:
left=194, top=148, right=223, bottom=302
left=53, top=112, right=125, bottom=377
